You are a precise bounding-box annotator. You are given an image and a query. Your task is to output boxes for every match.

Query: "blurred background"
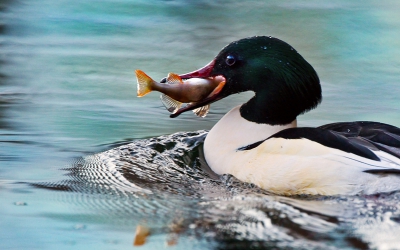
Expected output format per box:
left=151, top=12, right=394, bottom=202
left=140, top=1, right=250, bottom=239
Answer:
left=1, top=0, right=400, bottom=249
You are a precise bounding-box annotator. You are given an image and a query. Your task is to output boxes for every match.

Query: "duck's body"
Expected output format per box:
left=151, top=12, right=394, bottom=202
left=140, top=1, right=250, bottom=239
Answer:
left=205, top=106, right=400, bottom=195
left=159, top=36, right=400, bottom=195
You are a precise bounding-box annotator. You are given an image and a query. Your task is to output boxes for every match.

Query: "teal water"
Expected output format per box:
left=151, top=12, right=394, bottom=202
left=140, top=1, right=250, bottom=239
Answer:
left=1, top=0, right=400, bottom=249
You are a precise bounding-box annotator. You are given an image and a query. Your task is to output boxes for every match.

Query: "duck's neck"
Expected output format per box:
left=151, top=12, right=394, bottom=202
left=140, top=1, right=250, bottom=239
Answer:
left=240, top=92, right=298, bottom=125
left=204, top=105, right=297, bottom=174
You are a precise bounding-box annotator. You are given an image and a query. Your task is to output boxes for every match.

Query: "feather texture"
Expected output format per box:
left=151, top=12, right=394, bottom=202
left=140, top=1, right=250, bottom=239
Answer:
left=204, top=106, right=400, bottom=195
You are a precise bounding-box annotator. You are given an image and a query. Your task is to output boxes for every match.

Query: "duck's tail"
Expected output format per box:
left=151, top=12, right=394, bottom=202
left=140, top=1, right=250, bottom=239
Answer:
left=135, top=69, right=156, bottom=97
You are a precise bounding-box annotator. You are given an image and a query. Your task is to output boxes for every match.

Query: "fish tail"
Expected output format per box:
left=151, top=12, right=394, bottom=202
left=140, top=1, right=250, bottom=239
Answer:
left=135, top=69, right=155, bottom=97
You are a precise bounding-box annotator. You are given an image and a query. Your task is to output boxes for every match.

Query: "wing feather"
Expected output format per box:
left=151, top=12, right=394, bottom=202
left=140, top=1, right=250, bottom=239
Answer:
left=239, top=121, right=400, bottom=174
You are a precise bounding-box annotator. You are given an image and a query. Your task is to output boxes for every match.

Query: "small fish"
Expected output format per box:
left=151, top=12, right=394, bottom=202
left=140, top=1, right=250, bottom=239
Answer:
left=135, top=69, right=224, bottom=117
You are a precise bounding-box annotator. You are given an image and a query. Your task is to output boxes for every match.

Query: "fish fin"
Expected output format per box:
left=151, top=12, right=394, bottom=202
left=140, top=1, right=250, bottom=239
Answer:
left=160, top=94, right=183, bottom=114
left=135, top=69, right=155, bottom=97
left=206, top=80, right=226, bottom=98
left=193, top=104, right=210, bottom=118
left=166, top=73, right=184, bottom=84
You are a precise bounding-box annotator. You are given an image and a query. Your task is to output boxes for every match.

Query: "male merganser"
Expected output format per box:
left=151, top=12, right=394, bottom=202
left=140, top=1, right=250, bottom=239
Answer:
left=162, top=36, right=400, bottom=196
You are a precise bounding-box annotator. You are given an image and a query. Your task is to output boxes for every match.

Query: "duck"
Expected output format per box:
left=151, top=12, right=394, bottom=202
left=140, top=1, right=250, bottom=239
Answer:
left=160, top=36, right=400, bottom=196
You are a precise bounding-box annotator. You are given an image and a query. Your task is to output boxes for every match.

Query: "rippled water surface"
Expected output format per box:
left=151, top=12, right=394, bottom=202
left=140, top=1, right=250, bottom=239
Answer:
left=1, top=1, right=400, bottom=249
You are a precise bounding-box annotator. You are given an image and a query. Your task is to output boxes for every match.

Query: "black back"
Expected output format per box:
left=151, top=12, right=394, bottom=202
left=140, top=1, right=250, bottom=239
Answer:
left=318, top=121, right=400, bottom=159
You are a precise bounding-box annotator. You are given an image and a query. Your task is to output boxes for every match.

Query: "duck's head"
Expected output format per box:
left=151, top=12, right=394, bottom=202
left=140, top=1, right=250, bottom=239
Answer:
left=165, top=36, right=321, bottom=125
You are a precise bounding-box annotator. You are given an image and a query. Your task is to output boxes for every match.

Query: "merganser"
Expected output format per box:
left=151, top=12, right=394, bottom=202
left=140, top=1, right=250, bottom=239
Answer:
left=160, top=36, right=400, bottom=196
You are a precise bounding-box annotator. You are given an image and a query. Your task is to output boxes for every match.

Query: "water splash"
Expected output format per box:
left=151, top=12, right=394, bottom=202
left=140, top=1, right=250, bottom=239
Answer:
left=32, top=131, right=400, bottom=249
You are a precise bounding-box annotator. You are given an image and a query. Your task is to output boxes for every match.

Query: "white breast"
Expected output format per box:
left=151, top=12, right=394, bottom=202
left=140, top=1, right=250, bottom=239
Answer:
left=204, top=105, right=400, bottom=195
left=204, top=105, right=297, bottom=174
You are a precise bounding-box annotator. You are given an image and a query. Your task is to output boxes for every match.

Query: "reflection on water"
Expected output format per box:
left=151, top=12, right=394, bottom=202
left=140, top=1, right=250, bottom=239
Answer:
left=31, top=131, right=400, bottom=249
left=1, top=0, right=400, bottom=249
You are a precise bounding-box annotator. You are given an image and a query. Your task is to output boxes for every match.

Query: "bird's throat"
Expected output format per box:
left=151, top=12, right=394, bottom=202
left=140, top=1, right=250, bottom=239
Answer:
left=239, top=94, right=299, bottom=125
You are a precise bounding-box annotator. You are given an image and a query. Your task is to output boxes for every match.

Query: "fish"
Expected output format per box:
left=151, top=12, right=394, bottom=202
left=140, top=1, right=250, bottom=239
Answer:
left=135, top=69, right=225, bottom=117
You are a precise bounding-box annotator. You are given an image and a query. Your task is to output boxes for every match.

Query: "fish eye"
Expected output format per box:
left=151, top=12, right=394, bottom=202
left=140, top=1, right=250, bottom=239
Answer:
left=225, top=55, right=236, bottom=66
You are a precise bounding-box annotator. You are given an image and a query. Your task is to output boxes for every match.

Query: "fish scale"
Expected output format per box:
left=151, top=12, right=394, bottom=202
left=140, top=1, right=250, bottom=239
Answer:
left=136, top=69, right=224, bottom=117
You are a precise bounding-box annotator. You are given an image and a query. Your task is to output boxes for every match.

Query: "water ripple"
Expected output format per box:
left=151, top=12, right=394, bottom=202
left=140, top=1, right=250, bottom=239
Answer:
left=31, top=130, right=400, bottom=249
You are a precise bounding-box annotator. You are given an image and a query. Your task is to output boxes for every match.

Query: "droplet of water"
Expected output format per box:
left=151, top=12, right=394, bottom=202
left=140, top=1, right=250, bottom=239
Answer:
left=104, top=239, right=120, bottom=245
left=74, top=224, right=86, bottom=230
left=14, top=201, right=27, bottom=206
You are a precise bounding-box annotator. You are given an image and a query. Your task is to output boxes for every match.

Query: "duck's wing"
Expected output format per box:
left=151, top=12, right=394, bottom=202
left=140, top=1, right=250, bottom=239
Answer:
left=239, top=122, right=400, bottom=174
left=318, top=121, right=400, bottom=159
left=270, top=127, right=382, bottom=161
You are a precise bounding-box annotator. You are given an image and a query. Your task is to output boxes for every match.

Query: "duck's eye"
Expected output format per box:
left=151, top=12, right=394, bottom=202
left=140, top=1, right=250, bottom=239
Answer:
left=225, top=55, right=236, bottom=66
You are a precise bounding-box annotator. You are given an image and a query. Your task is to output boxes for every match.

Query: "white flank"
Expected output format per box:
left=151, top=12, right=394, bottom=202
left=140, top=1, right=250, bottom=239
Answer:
left=204, top=105, right=400, bottom=195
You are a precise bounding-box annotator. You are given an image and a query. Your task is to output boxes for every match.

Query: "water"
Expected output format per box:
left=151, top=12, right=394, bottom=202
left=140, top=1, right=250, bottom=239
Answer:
left=1, top=0, right=400, bottom=249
